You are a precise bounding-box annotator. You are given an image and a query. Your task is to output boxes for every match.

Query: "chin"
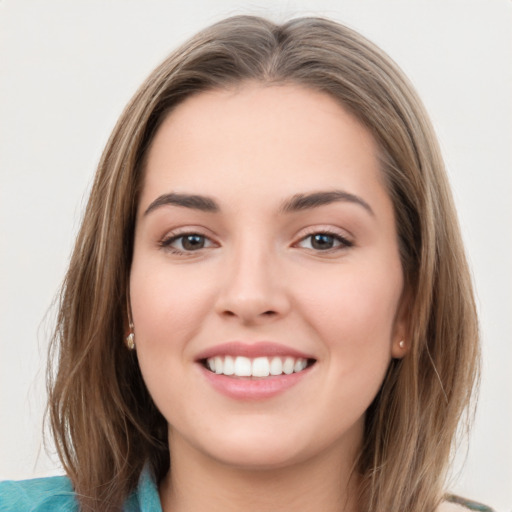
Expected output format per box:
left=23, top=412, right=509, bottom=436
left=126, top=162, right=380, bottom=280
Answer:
left=208, top=444, right=308, bottom=471
left=191, top=424, right=323, bottom=471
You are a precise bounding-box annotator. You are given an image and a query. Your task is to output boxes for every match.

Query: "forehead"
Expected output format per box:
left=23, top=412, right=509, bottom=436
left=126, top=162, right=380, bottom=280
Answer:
left=140, top=83, right=388, bottom=214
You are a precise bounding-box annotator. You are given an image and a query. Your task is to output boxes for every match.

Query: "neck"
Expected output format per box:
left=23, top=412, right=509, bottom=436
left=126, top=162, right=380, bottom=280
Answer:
left=159, top=434, right=361, bottom=512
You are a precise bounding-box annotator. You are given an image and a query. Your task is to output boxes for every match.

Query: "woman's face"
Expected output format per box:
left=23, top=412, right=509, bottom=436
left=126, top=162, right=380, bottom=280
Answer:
left=130, top=84, right=407, bottom=470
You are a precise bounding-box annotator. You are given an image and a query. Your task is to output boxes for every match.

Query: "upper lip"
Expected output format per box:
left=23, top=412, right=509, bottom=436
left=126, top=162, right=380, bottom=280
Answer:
left=195, top=341, right=315, bottom=361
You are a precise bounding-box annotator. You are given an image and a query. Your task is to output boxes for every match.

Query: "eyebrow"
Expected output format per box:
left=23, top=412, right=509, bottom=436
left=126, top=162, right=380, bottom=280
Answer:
left=144, top=193, right=220, bottom=215
left=280, top=190, right=374, bottom=216
left=143, top=189, right=374, bottom=217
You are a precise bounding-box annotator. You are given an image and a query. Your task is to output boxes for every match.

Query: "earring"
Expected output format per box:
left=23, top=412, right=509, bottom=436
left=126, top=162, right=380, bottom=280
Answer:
left=399, top=340, right=405, bottom=349
left=125, top=323, right=135, bottom=350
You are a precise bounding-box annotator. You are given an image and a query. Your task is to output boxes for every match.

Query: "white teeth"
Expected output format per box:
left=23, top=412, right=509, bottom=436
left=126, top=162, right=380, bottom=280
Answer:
left=214, top=356, right=223, bottom=374
left=252, top=357, right=270, bottom=377
left=205, top=355, right=310, bottom=377
left=283, top=357, right=294, bottom=375
left=234, top=356, right=252, bottom=377
left=294, top=359, right=307, bottom=372
left=269, top=357, right=283, bottom=375
left=223, top=355, right=235, bottom=375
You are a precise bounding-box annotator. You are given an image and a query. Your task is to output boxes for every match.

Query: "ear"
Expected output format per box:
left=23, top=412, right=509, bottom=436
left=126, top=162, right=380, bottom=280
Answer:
left=391, top=288, right=411, bottom=359
left=124, top=323, right=134, bottom=339
left=124, top=281, right=134, bottom=337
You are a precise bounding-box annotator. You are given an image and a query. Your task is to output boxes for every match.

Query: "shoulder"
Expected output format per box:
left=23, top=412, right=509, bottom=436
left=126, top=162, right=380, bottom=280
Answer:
left=0, top=475, right=78, bottom=512
left=0, top=467, right=162, bottom=512
left=438, top=495, right=496, bottom=512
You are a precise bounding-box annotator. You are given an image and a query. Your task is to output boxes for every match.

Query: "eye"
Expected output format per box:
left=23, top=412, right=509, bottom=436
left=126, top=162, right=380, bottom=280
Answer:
left=297, top=232, right=352, bottom=251
left=160, top=233, right=215, bottom=253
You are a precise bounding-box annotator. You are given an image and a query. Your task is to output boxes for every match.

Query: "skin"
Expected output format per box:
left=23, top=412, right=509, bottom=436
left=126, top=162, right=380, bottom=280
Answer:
left=130, top=83, right=408, bottom=512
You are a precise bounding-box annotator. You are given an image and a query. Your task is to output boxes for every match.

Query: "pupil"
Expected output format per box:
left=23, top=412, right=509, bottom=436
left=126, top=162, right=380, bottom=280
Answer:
left=182, top=235, right=204, bottom=250
left=312, top=234, right=334, bottom=250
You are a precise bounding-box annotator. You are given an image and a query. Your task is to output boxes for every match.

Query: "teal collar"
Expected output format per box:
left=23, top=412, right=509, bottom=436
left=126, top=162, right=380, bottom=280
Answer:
left=124, top=465, right=163, bottom=512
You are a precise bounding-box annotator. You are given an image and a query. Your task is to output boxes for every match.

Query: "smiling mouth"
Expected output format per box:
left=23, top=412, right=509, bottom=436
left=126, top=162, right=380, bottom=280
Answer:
left=201, top=356, right=316, bottom=378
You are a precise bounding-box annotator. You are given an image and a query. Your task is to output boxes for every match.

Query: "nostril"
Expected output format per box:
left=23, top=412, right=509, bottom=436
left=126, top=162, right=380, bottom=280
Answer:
left=262, top=310, right=276, bottom=316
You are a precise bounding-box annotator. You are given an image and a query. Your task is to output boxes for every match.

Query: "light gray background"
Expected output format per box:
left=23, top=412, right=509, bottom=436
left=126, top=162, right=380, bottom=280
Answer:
left=1, top=1, right=511, bottom=510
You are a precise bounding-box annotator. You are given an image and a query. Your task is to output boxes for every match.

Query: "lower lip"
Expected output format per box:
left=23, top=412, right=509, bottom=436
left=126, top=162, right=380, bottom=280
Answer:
left=199, top=364, right=313, bottom=400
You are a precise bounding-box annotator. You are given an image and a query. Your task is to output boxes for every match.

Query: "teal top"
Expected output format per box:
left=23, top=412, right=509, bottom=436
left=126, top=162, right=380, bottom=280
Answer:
left=0, top=470, right=495, bottom=512
left=0, top=467, right=162, bottom=512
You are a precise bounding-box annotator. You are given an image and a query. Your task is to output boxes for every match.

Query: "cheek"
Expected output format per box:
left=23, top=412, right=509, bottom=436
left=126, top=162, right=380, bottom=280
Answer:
left=294, top=255, right=403, bottom=375
left=301, top=266, right=401, bottom=336
left=128, top=263, right=214, bottom=398
left=129, top=263, right=214, bottom=418
left=130, top=263, right=213, bottom=346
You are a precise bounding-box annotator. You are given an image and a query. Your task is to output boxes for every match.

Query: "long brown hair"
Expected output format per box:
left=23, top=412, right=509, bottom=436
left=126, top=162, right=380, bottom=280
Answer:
left=47, top=15, right=479, bottom=511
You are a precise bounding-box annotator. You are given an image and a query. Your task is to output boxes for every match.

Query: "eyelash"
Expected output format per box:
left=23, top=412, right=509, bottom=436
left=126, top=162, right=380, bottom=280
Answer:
left=159, top=232, right=215, bottom=255
left=295, top=230, right=353, bottom=252
left=159, top=229, right=353, bottom=256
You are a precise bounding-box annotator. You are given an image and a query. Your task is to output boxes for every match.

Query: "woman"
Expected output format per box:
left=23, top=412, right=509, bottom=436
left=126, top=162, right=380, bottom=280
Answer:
left=0, top=15, right=491, bottom=512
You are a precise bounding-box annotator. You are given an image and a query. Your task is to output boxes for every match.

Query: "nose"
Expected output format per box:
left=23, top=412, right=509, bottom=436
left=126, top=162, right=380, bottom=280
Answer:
left=214, top=242, right=291, bottom=325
